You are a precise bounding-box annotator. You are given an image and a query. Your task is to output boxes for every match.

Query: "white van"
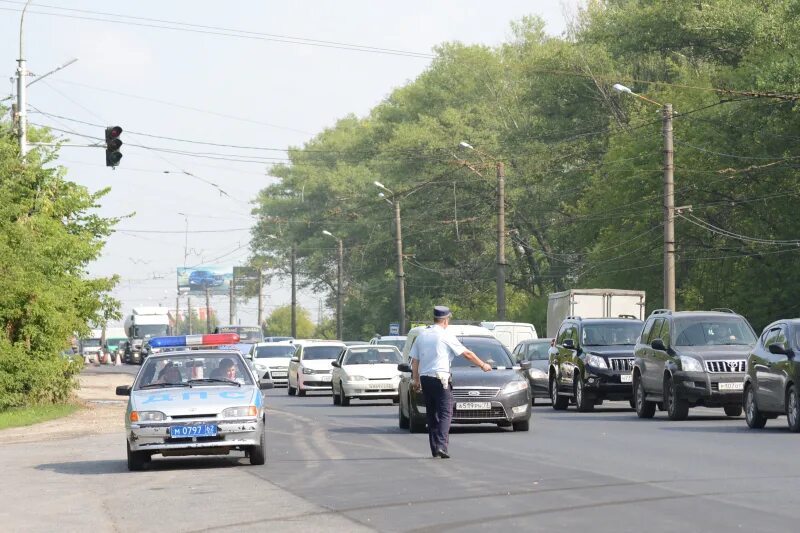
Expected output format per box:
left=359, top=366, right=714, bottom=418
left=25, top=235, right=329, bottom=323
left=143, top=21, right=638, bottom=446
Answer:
left=479, top=322, right=538, bottom=351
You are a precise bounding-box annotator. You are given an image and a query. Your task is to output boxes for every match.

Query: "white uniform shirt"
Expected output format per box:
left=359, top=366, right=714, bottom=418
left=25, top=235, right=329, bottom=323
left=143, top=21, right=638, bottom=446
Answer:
left=409, top=325, right=467, bottom=376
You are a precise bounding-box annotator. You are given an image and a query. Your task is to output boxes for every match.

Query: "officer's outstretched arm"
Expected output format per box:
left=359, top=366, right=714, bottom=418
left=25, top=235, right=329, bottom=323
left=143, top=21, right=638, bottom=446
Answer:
left=462, top=350, right=491, bottom=372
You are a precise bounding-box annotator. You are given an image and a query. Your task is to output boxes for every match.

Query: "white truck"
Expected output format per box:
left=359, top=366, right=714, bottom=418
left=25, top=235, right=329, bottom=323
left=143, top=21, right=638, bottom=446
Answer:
left=80, top=328, right=105, bottom=363
left=124, top=307, right=171, bottom=363
left=546, top=289, right=646, bottom=338
left=479, top=322, right=538, bottom=351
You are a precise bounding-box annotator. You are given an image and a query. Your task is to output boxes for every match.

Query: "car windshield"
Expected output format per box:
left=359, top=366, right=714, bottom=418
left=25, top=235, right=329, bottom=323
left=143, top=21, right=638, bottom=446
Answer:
left=674, top=317, right=756, bottom=346
left=344, top=347, right=402, bottom=365
left=218, top=326, right=263, bottom=343
left=522, top=341, right=552, bottom=361
left=376, top=339, right=406, bottom=350
left=134, top=325, right=169, bottom=338
left=255, top=345, right=296, bottom=358
left=134, top=352, right=253, bottom=389
left=581, top=323, right=642, bottom=346
left=82, top=338, right=101, bottom=347
left=454, top=337, right=513, bottom=368
left=303, top=346, right=343, bottom=360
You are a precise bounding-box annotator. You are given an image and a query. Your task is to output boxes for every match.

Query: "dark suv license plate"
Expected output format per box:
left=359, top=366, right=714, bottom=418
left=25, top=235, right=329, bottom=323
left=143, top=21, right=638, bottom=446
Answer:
left=169, top=424, right=217, bottom=438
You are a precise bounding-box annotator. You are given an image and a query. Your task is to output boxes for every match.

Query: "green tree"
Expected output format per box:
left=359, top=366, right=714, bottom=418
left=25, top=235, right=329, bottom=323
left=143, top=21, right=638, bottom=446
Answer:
left=264, top=305, right=314, bottom=338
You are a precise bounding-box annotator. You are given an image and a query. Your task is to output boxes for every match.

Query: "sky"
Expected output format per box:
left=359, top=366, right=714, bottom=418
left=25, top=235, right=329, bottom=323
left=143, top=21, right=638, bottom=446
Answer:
left=0, top=0, right=578, bottom=332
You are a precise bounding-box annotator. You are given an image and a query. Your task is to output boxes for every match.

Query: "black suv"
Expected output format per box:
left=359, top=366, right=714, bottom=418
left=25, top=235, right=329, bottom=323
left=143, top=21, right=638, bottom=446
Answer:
left=632, top=309, right=757, bottom=420
left=549, top=317, right=643, bottom=411
left=743, top=319, right=800, bottom=432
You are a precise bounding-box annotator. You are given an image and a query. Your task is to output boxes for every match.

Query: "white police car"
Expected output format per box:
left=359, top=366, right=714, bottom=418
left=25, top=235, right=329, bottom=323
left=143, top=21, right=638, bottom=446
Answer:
left=116, top=333, right=273, bottom=471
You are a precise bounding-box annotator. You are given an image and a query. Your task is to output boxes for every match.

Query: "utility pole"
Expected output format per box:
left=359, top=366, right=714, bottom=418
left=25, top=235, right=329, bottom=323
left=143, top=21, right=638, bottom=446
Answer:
left=228, top=282, right=235, bottom=325
left=496, top=161, right=506, bottom=321
left=187, top=296, right=193, bottom=335
left=336, top=237, right=344, bottom=340
left=175, top=293, right=180, bottom=335
left=291, top=243, right=297, bottom=338
left=663, top=103, right=676, bottom=311
left=257, top=268, right=264, bottom=332
left=393, top=199, right=406, bottom=334
left=205, top=286, right=211, bottom=333
left=16, top=1, right=32, bottom=157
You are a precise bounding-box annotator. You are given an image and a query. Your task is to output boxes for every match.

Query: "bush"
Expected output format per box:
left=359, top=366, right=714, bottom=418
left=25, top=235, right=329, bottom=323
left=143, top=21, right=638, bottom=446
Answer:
left=0, top=338, right=82, bottom=411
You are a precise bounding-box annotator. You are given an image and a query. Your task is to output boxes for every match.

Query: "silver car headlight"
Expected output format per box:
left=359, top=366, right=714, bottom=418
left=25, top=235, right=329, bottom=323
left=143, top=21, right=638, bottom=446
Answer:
left=131, top=410, right=165, bottom=422
left=221, top=406, right=258, bottom=418
left=586, top=354, right=608, bottom=369
left=680, top=356, right=703, bottom=372
left=528, top=368, right=547, bottom=379
left=502, top=380, right=529, bottom=394
left=302, top=367, right=315, bottom=374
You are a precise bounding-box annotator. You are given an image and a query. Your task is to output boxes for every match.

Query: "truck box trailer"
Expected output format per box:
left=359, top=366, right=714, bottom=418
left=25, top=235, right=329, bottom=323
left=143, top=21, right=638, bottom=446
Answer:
left=546, top=289, right=646, bottom=338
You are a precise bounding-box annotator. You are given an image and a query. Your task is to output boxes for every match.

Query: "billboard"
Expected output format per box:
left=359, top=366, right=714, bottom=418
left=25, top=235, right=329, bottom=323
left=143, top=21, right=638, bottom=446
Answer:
left=177, top=266, right=233, bottom=296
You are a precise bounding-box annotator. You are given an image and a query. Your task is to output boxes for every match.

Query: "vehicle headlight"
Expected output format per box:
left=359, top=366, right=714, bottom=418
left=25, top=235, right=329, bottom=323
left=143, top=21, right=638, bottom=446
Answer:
left=254, top=363, right=268, bottom=371
left=680, top=356, right=703, bottom=372
left=302, top=367, right=315, bottom=374
left=347, top=375, right=367, bottom=382
left=586, top=354, right=608, bottom=369
left=130, top=411, right=165, bottom=422
left=221, top=406, right=258, bottom=418
left=528, top=368, right=547, bottom=379
left=502, top=380, right=529, bottom=394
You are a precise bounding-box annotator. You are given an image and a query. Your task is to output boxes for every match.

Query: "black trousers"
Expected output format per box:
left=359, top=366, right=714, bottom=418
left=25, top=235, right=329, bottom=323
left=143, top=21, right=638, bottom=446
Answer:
left=420, top=375, right=453, bottom=456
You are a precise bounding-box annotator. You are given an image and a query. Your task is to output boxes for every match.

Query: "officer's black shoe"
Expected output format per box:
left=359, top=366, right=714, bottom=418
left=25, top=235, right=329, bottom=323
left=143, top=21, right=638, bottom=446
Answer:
left=437, top=449, right=450, bottom=459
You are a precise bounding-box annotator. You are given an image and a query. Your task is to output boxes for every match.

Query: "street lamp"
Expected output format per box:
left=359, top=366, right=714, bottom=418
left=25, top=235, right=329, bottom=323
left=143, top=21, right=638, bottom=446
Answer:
left=613, top=83, right=676, bottom=311
left=373, top=181, right=406, bottom=334
left=458, top=141, right=507, bottom=320
left=322, top=230, right=344, bottom=340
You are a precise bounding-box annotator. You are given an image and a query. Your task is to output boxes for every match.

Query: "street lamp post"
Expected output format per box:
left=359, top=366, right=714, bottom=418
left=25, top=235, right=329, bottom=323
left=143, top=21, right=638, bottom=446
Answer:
left=459, top=142, right=507, bottom=320
left=15, top=0, right=33, bottom=157
left=613, top=84, right=676, bottom=311
left=374, top=181, right=406, bottom=335
left=322, top=230, right=344, bottom=340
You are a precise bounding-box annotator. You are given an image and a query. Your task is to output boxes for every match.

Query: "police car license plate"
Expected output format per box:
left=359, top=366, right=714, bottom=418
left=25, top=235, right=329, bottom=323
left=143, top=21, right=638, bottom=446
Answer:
left=621, top=374, right=632, bottom=383
left=718, top=382, right=743, bottom=391
left=456, top=402, right=491, bottom=410
left=170, top=424, right=217, bottom=438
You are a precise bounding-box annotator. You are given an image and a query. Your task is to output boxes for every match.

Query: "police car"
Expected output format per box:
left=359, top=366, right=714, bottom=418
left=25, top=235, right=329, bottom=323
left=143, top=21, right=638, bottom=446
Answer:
left=115, top=333, right=273, bottom=471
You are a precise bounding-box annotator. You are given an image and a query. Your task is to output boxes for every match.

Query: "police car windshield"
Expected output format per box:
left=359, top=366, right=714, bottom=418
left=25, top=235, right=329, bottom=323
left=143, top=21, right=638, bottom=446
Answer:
left=582, top=323, right=642, bottom=346
left=455, top=337, right=513, bottom=368
left=376, top=339, right=406, bottom=350
left=134, top=353, right=253, bottom=389
left=674, top=317, right=756, bottom=346
left=344, top=347, right=402, bottom=365
left=255, top=345, right=295, bottom=358
left=303, top=346, right=343, bottom=360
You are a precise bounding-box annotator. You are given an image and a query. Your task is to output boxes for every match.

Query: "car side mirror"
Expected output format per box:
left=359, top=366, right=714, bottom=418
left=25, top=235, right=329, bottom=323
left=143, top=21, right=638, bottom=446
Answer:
left=562, top=339, right=575, bottom=350
left=331, top=361, right=340, bottom=368
left=116, top=385, right=131, bottom=396
left=768, top=343, right=788, bottom=355
left=290, top=357, right=299, bottom=363
left=519, top=361, right=532, bottom=371
left=397, top=363, right=412, bottom=373
left=651, top=338, right=667, bottom=351
left=259, top=378, right=274, bottom=390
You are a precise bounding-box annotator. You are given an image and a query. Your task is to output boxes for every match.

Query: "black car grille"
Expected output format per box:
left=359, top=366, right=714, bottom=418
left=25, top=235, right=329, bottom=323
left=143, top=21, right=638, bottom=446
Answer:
left=453, top=406, right=507, bottom=419
left=609, top=358, right=634, bottom=371
left=452, top=388, right=499, bottom=400
left=705, top=360, right=746, bottom=373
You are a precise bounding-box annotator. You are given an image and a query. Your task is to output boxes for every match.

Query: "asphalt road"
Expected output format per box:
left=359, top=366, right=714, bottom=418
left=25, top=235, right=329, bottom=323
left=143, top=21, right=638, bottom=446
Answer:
left=3, top=382, right=800, bottom=532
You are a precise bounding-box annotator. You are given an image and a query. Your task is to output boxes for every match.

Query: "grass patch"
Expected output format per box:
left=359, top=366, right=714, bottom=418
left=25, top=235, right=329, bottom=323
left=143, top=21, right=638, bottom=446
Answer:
left=0, top=404, right=80, bottom=430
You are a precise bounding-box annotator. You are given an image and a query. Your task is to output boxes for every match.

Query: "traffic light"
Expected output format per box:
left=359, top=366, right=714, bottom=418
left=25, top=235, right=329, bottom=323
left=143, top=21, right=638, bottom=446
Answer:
left=105, top=126, right=123, bottom=167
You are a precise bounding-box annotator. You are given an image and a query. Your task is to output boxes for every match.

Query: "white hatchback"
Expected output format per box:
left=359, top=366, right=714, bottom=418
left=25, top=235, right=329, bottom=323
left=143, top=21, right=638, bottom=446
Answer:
left=331, top=345, right=403, bottom=406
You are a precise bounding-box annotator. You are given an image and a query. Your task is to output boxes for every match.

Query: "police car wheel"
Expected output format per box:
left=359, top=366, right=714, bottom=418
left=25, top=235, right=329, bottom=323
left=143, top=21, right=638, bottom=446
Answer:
left=126, top=441, right=149, bottom=471
left=249, top=428, right=266, bottom=465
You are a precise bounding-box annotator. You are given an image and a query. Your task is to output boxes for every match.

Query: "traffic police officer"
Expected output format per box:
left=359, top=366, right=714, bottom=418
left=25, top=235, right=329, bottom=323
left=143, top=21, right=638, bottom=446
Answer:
left=409, top=305, right=491, bottom=458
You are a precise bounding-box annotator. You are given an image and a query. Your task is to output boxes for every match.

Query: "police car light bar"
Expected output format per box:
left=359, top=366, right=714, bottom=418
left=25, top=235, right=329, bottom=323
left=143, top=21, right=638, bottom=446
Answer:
left=148, top=333, right=241, bottom=349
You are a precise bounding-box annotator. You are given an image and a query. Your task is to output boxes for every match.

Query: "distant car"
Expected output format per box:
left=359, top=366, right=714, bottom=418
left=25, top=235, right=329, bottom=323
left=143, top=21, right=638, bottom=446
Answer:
left=215, top=325, right=264, bottom=343
left=287, top=341, right=346, bottom=396
left=264, top=336, right=294, bottom=343
left=369, top=335, right=407, bottom=351
left=550, top=317, right=643, bottom=411
left=744, top=319, right=800, bottom=431
left=115, top=347, right=273, bottom=471
left=251, top=342, right=296, bottom=386
left=331, top=345, right=403, bottom=405
left=188, top=270, right=223, bottom=289
left=512, top=338, right=553, bottom=404
left=398, top=325, right=532, bottom=432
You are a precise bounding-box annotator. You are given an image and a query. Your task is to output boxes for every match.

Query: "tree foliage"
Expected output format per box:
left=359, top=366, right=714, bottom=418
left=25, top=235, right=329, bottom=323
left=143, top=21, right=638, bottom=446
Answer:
left=252, top=1, right=800, bottom=335
left=264, top=305, right=315, bottom=338
left=0, top=121, right=119, bottom=409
